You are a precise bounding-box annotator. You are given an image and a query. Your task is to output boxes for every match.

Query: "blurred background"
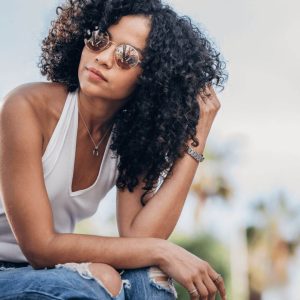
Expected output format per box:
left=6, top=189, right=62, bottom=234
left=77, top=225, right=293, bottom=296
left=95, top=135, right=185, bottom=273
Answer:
left=1, top=0, right=299, bottom=299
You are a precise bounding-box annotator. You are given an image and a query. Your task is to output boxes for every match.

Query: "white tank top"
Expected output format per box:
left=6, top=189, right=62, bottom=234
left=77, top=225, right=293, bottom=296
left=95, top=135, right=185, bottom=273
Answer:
left=0, top=87, right=120, bottom=262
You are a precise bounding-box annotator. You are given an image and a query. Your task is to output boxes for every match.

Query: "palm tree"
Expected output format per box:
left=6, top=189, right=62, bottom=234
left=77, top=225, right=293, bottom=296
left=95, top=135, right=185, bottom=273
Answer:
left=246, top=191, right=300, bottom=298
left=190, top=141, right=235, bottom=224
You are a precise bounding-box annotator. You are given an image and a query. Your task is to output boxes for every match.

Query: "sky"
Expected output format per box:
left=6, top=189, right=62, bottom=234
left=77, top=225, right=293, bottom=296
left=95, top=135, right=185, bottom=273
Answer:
left=0, top=0, right=299, bottom=237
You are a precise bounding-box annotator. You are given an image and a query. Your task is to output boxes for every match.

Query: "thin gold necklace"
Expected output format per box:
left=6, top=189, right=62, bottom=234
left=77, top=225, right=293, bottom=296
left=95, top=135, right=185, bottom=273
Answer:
left=78, top=104, right=113, bottom=157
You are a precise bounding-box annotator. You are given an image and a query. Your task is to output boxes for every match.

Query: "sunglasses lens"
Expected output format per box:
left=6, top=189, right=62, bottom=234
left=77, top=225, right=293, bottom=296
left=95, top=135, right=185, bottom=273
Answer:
left=85, top=30, right=109, bottom=51
left=115, top=44, right=139, bottom=69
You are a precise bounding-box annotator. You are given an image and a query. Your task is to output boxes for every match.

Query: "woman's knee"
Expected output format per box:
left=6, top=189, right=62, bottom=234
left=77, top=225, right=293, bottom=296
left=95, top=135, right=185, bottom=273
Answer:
left=55, top=262, right=123, bottom=298
left=89, top=262, right=123, bottom=297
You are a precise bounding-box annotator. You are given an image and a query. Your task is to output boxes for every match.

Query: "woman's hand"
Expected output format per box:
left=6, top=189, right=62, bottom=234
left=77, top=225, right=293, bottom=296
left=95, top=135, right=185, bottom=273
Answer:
left=190, top=83, right=221, bottom=149
left=157, top=240, right=227, bottom=300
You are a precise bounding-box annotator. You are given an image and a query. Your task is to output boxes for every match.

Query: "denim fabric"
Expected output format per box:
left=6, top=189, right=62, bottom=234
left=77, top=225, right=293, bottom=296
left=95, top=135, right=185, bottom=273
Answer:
left=0, top=261, right=177, bottom=299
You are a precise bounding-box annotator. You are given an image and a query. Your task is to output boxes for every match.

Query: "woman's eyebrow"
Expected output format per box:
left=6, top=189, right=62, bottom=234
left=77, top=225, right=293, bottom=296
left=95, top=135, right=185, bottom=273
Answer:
left=107, top=29, right=143, bottom=53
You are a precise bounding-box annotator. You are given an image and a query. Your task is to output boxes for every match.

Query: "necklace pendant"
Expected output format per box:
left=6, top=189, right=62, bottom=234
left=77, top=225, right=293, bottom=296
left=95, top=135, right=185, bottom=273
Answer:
left=93, top=147, right=99, bottom=157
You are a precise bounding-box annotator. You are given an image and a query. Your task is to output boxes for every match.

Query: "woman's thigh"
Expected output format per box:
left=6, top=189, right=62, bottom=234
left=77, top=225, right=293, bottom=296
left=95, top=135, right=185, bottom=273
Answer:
left=0, top=263, right=125, bottom=300
left=120, top=266, right=178, bottom=300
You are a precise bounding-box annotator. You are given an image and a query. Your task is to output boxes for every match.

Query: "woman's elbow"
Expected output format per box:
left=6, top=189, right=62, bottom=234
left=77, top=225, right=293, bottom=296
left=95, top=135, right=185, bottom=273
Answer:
left=21, top=234, right=57, bottom=269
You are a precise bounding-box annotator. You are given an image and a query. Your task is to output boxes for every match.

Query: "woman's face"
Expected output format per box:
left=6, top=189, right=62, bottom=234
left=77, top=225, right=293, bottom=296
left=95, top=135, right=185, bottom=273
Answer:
left=78, top=14, right=151, bottom=103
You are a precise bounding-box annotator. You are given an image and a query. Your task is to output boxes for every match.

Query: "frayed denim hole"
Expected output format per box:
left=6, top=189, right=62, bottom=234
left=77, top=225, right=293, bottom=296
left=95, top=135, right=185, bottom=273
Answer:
left=55, top=262, right=94, bottom=279
left=55, top=262, right=126, bottom=298
left=0, top=266, right=16, bottom=271
left=121, top=278, right=131, bottom=290
left=119, top=269, right=131, bottom=291
left=147, top=266, right=178, bottom=299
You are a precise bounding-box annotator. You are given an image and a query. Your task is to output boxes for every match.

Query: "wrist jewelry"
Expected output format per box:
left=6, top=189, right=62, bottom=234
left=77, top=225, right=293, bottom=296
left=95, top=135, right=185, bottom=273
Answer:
left=186, top=145, right=205, bottom=162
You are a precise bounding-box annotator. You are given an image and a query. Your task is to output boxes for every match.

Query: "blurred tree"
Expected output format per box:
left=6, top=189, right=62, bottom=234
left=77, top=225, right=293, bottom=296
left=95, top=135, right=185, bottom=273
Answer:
left=190, top=143, right=235, bottom=223
left=246, top=191, right=300, bottom=298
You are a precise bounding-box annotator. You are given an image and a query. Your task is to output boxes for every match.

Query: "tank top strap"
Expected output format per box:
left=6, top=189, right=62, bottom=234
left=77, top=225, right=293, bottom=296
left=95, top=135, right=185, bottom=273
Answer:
left=42, top=88, right=78, bottom=177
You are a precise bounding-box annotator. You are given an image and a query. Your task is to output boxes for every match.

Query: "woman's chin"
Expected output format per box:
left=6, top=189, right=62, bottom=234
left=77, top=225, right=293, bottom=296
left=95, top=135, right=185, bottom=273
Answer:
left=79, top=81, right=107, bottom=97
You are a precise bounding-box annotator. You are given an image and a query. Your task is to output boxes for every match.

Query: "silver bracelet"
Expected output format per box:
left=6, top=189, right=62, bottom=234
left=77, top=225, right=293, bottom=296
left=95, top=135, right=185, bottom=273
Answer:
left=186, top=145, right=205, bottom=162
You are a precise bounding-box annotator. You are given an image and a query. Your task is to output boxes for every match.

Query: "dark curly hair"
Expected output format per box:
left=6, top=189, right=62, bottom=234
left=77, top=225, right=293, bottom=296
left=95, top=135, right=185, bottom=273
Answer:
left=38, top=0, right=228, bottom=206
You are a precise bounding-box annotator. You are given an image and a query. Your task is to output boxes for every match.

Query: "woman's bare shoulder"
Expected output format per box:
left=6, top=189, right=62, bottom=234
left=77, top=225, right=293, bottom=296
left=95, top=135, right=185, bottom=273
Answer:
left=2, top=82, right=69, bottom=124
left=2, top=82, right=68, bottom=106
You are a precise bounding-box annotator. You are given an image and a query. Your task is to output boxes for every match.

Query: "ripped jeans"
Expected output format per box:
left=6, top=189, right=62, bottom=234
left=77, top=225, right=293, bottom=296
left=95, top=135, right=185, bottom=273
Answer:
left=0, top=261, right=178, bottom=299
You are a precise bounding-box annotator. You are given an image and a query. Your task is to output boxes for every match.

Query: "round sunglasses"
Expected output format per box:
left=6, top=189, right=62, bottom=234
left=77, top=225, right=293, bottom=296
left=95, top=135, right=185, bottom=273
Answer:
left=84, top=29, right=142, bottom=70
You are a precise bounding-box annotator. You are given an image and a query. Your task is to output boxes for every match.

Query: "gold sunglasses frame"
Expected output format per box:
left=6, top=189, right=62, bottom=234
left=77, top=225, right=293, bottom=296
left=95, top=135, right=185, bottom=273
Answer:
left=84, top=29, right=142, bottom=69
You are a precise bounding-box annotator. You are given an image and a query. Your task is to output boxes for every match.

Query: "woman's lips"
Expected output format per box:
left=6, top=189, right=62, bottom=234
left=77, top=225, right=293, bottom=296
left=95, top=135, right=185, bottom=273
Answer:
left=85, top=66, right=108, bottom=82
left=87, top=70, right=105, bottom=82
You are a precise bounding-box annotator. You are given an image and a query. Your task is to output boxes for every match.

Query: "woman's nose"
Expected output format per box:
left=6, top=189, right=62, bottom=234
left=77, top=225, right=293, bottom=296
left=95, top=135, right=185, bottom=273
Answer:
left=94, top=43, right=115, bottom=69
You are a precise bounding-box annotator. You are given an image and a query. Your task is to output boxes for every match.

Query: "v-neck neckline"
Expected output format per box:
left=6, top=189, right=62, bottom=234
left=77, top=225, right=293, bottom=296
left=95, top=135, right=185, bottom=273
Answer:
left=69, top=89, right=113, bottom=197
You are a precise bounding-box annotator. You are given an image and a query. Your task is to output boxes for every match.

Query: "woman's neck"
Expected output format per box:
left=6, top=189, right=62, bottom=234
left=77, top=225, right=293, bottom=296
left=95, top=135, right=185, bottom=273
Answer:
left=78, top=89, right=121, bottom=135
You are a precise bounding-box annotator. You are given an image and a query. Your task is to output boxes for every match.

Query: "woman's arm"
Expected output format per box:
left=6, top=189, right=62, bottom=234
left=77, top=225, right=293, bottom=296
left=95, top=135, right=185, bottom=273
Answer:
left=0, top=89, right=163, bottom=270
left=117, top=85, right=220, bottom=239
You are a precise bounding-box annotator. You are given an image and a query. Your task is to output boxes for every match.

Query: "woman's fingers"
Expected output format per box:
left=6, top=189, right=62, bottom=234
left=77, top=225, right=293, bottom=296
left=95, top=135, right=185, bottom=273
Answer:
left=189, top=276, right=226, bottom=300
left=207, top=268, right=227, bottom=300
left=191, top=270, right=218, bottom=300
left=202, top=274, right=218, bottom=300
left=213, top=275, right=227, bottom=300
left=198, top=92, right=207, bottom=104
left=188, top=280, right=209, bottom=300
left=193, top=280, right=209, bottom=300
left=186, top=278, right=209, bottom=300
left=189, top=289, right=200, bottom=300
left=198, top=92, right=218, bottom=117
left=202, top=85, right=212, bottom=98
left=198, top=84, right=221, bottom=110
left=186, top=282, right=200, bottom=300
left=206, top=83, right=217, bottom=98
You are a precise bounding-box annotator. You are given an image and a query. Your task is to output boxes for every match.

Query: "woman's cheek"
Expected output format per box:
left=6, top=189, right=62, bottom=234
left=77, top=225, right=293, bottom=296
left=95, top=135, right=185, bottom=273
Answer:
left=114, top=75, right=139, bottom=98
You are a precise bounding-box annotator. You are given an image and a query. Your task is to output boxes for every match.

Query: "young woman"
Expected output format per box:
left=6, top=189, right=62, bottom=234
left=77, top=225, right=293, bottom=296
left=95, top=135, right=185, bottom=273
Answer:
left=0, top=0, right=228, bottom=299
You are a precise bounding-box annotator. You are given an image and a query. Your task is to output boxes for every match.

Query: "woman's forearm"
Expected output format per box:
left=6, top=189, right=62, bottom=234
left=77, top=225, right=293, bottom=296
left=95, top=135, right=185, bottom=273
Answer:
left=128, top=132, right=207, bottom=240
left=127, top=85, right=219, bottom=240
left=31, top=233, right=165, bottom=270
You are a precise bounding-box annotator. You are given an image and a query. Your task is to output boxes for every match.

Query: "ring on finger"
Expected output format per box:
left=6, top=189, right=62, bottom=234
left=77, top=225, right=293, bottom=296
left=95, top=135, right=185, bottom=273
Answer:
left=213, top=274, right=222, bottom=284
left=188, top=288, right=199, bottom=295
